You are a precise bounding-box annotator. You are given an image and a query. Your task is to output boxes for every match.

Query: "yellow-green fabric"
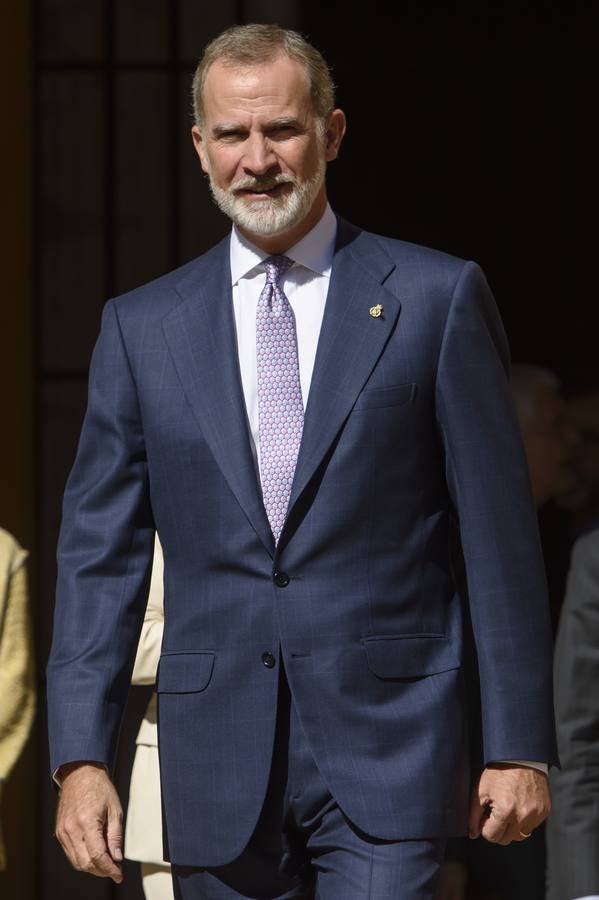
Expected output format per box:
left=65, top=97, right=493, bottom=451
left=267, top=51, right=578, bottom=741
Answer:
left=0, top=528, right=35, bottom=870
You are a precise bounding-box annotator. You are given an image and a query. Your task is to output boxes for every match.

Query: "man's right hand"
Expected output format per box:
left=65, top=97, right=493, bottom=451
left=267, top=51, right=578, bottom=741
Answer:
left=54, top=762, right=124, bottom=884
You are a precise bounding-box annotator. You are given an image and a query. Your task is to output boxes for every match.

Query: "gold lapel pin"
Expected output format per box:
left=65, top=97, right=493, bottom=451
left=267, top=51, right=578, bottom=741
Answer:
left=369, top=304, right=384, bottom=318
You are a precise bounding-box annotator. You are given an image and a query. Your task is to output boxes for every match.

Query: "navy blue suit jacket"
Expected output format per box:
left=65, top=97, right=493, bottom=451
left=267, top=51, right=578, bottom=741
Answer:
left=47, top=218, right=557, bottom=866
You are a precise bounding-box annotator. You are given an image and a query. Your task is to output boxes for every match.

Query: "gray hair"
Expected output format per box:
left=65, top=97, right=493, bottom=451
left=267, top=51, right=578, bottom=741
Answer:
left=510, top=364, right=561, bottom=422
left=191, top=24, right=335, bottom=129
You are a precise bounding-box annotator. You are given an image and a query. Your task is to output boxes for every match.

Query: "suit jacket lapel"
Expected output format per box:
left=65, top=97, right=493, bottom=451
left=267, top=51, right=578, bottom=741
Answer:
left=285, top=220, right=401, bottom=523
left=162, top=237, right=275, bottom=557
left=160, top=220, right=400, bottom=557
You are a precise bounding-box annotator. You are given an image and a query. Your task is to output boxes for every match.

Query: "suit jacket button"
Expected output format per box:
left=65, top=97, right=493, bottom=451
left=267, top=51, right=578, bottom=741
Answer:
left=273, top=571, right=290, bottom=587
left=262, top=651, right=276, bottom=669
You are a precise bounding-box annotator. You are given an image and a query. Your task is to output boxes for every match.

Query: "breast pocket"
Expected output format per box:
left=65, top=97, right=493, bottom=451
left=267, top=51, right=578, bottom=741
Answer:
left=353, top=382, right=417, bottom=411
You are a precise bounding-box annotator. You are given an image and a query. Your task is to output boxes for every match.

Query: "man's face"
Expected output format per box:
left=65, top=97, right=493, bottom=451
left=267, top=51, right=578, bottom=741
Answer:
left=191, top=55, right=345, bottom=244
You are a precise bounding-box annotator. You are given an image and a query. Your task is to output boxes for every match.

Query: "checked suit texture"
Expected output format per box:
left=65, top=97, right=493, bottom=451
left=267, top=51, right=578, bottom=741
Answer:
left=47, top=218, right=557, bottom=887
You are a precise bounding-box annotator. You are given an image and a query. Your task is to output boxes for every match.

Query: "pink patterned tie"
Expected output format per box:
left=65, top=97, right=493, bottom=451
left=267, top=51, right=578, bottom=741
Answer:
left=256, top=255, right=304, bottom=544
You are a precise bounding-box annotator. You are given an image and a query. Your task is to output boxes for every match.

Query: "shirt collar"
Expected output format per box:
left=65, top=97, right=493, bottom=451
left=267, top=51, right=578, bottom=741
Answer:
left=229, top=203, right=337, bottom=285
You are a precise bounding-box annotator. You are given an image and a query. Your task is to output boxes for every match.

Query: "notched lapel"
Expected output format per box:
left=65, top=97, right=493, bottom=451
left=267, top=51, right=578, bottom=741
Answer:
left=286, top=225, right=401, bottom=520
left=161, top=238, right=274, bottom=557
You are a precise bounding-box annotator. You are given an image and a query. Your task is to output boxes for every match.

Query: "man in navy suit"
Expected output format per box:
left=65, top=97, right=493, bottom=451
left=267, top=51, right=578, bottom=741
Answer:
left=48, top=24, right=556, bottom=899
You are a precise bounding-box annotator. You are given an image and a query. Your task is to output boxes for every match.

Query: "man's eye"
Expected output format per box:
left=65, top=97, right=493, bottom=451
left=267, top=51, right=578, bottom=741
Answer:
left=269, top=126, right=297, bottom=138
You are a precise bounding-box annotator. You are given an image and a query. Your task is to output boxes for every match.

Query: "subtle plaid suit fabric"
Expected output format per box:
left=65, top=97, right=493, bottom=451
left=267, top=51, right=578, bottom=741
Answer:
left=47, top=218, right=557, bottom=868
left=171, top=663, right=445, bottom=897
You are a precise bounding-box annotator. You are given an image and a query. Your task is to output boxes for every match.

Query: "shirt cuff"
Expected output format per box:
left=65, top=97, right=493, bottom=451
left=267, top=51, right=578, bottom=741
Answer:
left=573, top=896, right=599, bottom=899
left=492, top=760, right=548, bottom=775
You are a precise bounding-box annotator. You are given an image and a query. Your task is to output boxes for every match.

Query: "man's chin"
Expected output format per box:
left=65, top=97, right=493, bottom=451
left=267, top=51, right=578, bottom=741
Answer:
left=235, top=195, right=283, bottom=211
left=231, top=202, right=299, bottom=236
left=235, top=218, right=294, bottom=238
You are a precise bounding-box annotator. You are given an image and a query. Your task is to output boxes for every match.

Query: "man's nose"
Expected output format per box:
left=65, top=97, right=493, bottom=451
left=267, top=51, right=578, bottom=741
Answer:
left=242, top=134, right=277, bottom=175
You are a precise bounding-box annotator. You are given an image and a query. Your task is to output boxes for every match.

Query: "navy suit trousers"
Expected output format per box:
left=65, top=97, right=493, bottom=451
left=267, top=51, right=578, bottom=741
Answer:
left=171, top=657, right=445, bottom=899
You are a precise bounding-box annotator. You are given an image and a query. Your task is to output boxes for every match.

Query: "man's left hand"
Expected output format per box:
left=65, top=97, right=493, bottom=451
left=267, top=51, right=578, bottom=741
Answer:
left=468, top=764, right=551, bottom=845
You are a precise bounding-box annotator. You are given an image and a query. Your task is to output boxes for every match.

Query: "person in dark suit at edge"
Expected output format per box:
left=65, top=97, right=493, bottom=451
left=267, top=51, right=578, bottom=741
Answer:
left=547, top=527, right=599, bottom=900
left=48, top=24, right=556, bottom=899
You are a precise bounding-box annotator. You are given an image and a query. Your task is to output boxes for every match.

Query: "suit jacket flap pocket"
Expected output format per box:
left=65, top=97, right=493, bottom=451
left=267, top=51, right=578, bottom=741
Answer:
left=353, top=382, right=416, bottom=410
left=157, top=651, right=215, bottom=693
left=361, top=634, right=460, bottom=678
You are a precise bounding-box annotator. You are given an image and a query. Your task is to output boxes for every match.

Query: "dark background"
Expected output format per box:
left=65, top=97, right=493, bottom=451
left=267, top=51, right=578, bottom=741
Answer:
left=0, top=1, right=595, bottom=898
left=309, top=2, right=595, bottom=388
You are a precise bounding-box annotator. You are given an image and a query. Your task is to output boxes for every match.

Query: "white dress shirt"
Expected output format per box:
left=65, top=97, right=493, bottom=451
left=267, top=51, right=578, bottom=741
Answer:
left=230, top=203, right=336, bottom=472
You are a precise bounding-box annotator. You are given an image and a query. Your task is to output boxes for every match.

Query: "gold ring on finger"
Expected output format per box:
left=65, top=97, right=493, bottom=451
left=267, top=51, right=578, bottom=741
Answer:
left=519, top=830, right=532, bottom=839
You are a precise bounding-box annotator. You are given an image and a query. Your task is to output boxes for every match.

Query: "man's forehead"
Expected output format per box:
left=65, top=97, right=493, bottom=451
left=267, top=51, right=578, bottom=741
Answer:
left=202, top=55, right=311, bottom=112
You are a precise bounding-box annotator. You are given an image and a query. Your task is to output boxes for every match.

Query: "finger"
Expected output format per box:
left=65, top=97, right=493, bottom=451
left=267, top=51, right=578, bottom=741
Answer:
left=481, top=808, right=510, bottom=844
left=511, top=816, right=536, bottom=842
left=58, top=829, right=87, bottom=872
left=55, top=815, right=88, bottom=872
left=106, top=804, right=124, bottom=863
left=482, top=820, right=509, bottom=844
left=510, top=827, right=530, bottom=842
left=496, top=826, right=516, bottom=846
left=468, top=789, right=489, bottom=839
left=499, top=814, right=536, bottom=846
left=84, top=846, right=123, bottom=882
left=83, top=826, right=123, bottom=882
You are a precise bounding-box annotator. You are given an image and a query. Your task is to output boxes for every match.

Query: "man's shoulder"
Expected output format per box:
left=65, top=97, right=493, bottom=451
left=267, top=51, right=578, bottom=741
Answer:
left=111, top=235, right=229, bottom=321
left=363, top=228, right=467, bottom=273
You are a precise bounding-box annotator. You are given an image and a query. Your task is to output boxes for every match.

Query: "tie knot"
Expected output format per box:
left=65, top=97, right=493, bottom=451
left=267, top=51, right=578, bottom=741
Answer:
left=264, top=255, right=293, bottom=286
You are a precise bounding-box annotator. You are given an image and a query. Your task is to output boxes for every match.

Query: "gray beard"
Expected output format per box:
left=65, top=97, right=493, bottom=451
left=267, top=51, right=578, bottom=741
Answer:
left=207, top=161, right=326, bottom=237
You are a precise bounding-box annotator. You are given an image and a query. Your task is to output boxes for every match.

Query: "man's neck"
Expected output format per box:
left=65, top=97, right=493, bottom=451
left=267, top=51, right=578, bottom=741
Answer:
left=236, top=192, right=328, bottom=256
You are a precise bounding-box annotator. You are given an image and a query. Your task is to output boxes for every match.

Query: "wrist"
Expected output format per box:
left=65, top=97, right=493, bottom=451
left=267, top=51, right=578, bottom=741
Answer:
left=56, top=761, right=108, bottom=787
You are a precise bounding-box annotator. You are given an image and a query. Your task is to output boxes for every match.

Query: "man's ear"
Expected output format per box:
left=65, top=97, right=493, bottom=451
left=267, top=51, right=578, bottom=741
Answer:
left=191, top=125, right=209, bottom=174
left=324, top=109, right=346, bottom=163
